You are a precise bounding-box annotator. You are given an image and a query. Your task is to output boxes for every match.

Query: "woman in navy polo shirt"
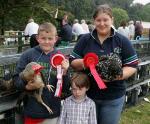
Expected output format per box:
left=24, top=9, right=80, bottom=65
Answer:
left=70, top=4, right=138, bottom=124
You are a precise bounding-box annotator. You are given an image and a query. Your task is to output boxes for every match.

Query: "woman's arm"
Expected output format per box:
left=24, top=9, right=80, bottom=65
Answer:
left=121, top=66, right=137, bottom=80
left=115, top=66, right=137, bottom=81
left=71, top=59, right=85, bottom=71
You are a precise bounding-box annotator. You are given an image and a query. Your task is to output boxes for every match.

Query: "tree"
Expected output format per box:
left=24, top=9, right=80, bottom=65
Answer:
left=138, top=4, right=150, bottom=22
left=61, top=0, right=95, bottom=20
left=128, top=3, right=144, bottom=21
left=94, top=0, right=133, bottom=9
left=0, top=0, right=63, bottom=34
left=112, top=8, right=129, bottom=28
left=0, top=0, right=149, bottom=35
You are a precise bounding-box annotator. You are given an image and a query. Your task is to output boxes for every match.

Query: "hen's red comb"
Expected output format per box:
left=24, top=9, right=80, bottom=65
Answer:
left=32, top=64, right=44, bottom=74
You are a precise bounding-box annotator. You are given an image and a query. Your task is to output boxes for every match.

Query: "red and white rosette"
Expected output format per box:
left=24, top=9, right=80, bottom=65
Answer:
left=83, top=53, right=107, bottom=89
left=51, top=53, right=65, bottom=97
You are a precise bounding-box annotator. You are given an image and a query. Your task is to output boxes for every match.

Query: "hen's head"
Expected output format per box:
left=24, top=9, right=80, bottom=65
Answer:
left=20, top=62, right=44, bottom=81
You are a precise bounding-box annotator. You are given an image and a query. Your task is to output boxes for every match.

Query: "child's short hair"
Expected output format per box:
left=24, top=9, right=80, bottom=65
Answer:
left=38, top=22, right=57, bottom=35
left=71, top=72, right=90, bottom=89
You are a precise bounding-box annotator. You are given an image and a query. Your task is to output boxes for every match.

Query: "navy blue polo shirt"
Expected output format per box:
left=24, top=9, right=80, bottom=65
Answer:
left=70, top=29, right=138, bottom=100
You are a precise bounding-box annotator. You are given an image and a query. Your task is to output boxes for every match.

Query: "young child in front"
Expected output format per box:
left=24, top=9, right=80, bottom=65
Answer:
left=58, top=72, right=97, bottom=124
left=14, top=22, right=70, bottom=124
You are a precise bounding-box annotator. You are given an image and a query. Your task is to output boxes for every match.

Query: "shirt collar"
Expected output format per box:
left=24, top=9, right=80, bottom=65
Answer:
left=91, top=27, right=116, bottom=41
left=71, top=95, right=88, bottom=103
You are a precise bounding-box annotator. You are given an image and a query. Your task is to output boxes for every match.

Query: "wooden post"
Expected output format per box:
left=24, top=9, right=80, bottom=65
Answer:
left=17, top=32, right=23, bottom=53
left=131, top=88, right=139, bottom=105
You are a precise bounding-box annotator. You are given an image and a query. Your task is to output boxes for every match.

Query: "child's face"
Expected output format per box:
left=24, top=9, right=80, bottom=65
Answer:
left=94, top=13, right=113, bottom=36
left=71, top=82, right=88, bottom=101
left=37, top=31, right=57, bottom=53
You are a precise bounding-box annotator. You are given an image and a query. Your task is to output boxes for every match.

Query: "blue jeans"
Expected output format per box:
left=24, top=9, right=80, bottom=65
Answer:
left=95, top=95, right=125, bottom=124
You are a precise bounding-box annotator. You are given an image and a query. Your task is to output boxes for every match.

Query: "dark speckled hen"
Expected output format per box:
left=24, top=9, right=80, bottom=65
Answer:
left=96, top=54, right=123, bottom=81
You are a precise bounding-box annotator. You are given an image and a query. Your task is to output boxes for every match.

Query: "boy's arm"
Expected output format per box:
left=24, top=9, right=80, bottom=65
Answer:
left=62, top=70, right=71, bottom=99
left=58, top=101, right=67, bottom=124
left=61, top=59, right=71, bottom=98
left=89, top=102, right=97, bottom=124
left=13, top=53, right=30, bottom=90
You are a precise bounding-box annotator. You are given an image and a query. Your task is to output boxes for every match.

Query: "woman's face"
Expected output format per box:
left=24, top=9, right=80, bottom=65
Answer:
left=94, top=13, right=113, bottom=36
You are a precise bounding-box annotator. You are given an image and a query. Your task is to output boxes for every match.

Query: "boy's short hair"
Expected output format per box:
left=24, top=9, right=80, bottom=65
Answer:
left=38, top=22, right=57, bottom=35
left=71, top=72, right=90, bottom=89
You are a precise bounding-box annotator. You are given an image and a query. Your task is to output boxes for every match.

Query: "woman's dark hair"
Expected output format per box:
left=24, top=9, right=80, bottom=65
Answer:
left=93, top=4, right=112, bottom=19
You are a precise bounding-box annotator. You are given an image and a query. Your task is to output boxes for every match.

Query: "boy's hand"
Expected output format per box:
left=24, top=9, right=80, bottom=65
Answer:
left=61, top=59, right=69, bottom=75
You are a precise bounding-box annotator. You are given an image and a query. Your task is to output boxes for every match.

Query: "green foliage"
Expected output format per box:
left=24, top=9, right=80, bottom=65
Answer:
left=139, top=5, right=150, bottom=22
left=0, top=0, right=149, bottom=34
left=94, top=0, right=133, bottom=10
left=61, top=0, right=95, bottom=20
left=0, top=0, right=72, bottom=34
left=128, top=4, right=150, bottom=22
left=112, top=8, right=129, bottom=28
left=128, top=4, right=144, bottom=21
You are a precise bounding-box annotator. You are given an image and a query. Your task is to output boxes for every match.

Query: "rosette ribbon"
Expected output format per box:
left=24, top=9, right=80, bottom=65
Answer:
left=51, top=53, right=65, bottom=97
left=83, top=53, right=107, bottom=89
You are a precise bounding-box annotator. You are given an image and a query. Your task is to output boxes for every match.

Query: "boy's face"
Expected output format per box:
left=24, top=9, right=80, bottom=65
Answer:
left=36, top=31, right=58, bottom=53
left=71, top=82, right=88, bottom=101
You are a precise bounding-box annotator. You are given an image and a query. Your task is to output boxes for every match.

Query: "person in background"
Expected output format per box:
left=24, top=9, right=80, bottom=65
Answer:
left=117, top=20, right=130, bottom=39
left=81, top=19, right=90, bottom=34
left=128, top=20, right=135, bottom=40
left=24, top=18, right=39, bottom=48
left=55, top=12, right=68, bottom=29
left=70, top=4, right=138, bottom=124
left=58, top=72, right=97, bottom=124
left=14, top=22, right=70, bottom=124
left=134, top=21, right=143, bottom=40
left=56, top=17, right=72, bottom=46
left=87, top=21, right=95, bottom=32
left=72, top=19, right=85, bottom=40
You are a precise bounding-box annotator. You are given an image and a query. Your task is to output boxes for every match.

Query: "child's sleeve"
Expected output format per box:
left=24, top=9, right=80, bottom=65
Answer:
left=58, top=100, right=67, bottom=124
left=89, top=101, right=97, bottom=124
left=62, top=71, right=71, bottom=99
left=13, top=52, right=30, bottom=90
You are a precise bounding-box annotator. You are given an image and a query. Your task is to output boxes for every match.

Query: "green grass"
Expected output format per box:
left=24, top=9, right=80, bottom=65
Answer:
left=120, top=96, right=150, bottom=124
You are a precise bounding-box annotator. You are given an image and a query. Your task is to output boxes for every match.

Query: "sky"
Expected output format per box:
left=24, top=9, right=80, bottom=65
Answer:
left=133, top=0, right=150, bottom=5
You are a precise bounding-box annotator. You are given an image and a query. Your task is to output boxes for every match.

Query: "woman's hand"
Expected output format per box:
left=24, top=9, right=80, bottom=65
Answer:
left=102, top=75, right=123, bottom=82
left=61, top=59, right=69, bottom=75
left=71, top=59, right=85, bottom=71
